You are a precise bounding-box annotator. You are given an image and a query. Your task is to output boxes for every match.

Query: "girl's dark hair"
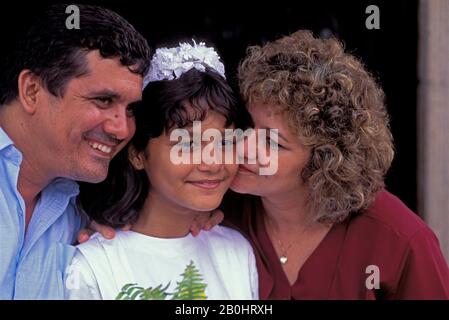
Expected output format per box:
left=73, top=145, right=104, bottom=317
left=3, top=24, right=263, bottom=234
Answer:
left=79, top=67, right=252, bottom=227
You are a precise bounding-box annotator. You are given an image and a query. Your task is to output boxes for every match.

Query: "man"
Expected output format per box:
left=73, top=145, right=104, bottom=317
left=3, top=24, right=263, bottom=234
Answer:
left=0, top=4, right=151, bottom=299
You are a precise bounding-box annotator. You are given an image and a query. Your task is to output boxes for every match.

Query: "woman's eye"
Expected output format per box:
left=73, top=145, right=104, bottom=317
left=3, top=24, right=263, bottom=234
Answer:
left=267, top=137, right=283, bottom=149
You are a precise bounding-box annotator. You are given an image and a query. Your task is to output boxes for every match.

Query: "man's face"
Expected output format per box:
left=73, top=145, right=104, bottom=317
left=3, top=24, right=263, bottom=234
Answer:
left=32, top=50, right=142, bottom=183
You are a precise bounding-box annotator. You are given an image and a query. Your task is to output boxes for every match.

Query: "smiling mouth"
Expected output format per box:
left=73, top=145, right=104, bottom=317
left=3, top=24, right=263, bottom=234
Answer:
left=83, top=131, right=122, bottom=157
left=187, top=180, right=224, bottom=190
left=88, top=141, right=113, bottom=154
left=84, top=137, right=116, bottom=157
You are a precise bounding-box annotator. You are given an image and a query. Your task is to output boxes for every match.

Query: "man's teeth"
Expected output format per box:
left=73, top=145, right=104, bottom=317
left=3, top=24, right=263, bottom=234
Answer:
left=88, top=141, right=112, bottom=154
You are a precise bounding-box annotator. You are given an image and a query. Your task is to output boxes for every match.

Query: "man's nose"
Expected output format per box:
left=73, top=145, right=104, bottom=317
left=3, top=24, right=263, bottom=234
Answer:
left=103, top=106, right=133, bottom=141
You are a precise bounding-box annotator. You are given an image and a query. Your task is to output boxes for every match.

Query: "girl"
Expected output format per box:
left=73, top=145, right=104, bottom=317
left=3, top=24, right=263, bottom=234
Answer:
left=65, top=41, right=258, bottom=300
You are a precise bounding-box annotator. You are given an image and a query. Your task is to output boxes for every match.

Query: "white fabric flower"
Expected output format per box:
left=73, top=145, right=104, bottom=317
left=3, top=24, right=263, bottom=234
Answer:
left=143, top=40, right=226, bottom=88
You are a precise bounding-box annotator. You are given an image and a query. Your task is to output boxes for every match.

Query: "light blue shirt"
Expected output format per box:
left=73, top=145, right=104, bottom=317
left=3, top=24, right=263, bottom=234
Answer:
left=0, top=127, right=86, bottom=299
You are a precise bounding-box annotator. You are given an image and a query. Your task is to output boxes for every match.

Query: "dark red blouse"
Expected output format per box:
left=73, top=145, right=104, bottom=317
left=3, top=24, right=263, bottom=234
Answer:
left=223, top=190, right=449, bottom=299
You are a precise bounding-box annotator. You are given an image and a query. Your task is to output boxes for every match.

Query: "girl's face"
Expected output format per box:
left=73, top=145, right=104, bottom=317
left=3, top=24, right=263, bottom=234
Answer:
left=131, top=109, right=238, bottom=212
left=230, top=102, right=311, bottom=198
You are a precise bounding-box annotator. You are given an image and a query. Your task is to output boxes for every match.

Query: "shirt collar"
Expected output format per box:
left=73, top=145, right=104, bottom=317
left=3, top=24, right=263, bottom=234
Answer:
left=0, top=126, right=15, bottom=150
left=46, top=177, right=80, bottom=200
left=0, top=126, right=22, bottom=165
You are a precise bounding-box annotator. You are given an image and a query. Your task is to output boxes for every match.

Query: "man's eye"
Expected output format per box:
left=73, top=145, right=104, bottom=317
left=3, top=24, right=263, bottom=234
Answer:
left=94, top=97, right=113, bottom=107
left=126, top=105, right=135, bottom=117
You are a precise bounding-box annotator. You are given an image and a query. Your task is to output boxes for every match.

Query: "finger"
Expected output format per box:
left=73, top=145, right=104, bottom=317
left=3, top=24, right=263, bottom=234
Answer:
left=204, top=209, right=224, bottom=230
left=121, top=224, right=132, bottom=231
left=190, top=212, right=209, bottom=236
left=90, top=220, right=115, bottom=239
left=77, top=229, right=90, bottom=244
left=190, top=221, right=201, bottom=237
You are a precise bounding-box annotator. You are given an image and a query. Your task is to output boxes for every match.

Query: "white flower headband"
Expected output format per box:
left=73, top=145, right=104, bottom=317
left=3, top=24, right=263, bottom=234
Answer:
left=143, top=40, right=226, bottom=89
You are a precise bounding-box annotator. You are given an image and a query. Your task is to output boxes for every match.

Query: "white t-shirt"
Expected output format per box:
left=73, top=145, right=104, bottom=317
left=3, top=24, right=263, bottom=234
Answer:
left=65, top=226, right=258, bottom=300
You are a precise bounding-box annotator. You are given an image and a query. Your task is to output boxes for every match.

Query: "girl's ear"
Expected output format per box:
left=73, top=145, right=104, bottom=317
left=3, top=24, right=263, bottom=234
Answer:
left=128, top=145, right=146, bottom=170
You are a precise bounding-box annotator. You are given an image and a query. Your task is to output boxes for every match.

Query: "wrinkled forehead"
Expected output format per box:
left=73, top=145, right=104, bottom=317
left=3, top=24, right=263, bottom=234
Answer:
left=72, top=51, right=143, bottom=101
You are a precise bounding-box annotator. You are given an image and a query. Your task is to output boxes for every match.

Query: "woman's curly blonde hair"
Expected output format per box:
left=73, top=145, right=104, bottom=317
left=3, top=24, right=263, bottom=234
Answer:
left=238, top=30, right=395, bottom=223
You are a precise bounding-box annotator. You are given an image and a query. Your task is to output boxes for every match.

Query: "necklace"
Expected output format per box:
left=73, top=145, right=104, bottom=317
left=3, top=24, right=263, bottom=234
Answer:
left=265, top=215, right=313, bottom=265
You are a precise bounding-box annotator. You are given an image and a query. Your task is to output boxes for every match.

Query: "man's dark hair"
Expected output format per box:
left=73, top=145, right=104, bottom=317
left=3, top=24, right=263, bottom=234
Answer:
left=0, top=3, right=151, bottom=106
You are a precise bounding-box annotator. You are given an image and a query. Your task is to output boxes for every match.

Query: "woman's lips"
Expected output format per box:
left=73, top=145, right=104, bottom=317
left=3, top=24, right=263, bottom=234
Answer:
left=188, top=180, right=223, bottom=189
left=237, top=165, right=257, bottom=175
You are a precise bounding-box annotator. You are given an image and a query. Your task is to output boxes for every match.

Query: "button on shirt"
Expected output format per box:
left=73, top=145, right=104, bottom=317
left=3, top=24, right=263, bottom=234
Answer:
left=0, top=127, right=85, bottom=299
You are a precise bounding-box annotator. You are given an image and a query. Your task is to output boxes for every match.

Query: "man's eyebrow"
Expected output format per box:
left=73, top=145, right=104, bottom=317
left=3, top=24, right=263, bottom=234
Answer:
left=128, top=98, right=142, bottom=105
left=87, top=90, right=143, bottom=104
left=85, top=90, right=120, bottom=99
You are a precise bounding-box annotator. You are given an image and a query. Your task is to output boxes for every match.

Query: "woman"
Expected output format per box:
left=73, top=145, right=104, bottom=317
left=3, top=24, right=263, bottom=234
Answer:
left=222, top=30, right=449, bottom=299
left=65, top=41, right=258, bottom=300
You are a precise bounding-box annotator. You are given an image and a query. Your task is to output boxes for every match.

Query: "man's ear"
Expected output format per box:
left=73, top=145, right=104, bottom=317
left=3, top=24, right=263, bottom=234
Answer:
left=128, top=145, right=146, bottom=170
left=17, top=69, right=45, bottom=115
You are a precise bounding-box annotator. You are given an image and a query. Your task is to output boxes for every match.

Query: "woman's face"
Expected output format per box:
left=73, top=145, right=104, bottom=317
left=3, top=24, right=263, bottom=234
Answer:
left=132, top=110, right=238, bottom=212
left=230, top=102, right=311, bottom=197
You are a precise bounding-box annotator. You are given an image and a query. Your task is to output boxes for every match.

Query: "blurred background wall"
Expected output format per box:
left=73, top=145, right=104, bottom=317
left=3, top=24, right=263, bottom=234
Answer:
left=418, top=0, right=449, bottom=261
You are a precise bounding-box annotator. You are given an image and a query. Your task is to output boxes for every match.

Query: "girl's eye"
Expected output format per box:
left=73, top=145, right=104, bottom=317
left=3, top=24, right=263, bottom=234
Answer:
left=179, top=141, right=198, bottom=151
left=234, top=131, right=245, bottom=143
left=220, top=139, right=235, bottom=147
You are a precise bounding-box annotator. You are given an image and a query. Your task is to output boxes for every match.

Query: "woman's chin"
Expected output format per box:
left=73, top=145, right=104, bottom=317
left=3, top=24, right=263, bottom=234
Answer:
left=230, top=181, right=253, bottom=195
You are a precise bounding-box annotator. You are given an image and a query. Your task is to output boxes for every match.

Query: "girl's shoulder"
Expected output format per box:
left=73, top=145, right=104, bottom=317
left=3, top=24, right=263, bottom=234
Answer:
left=197, top=225, right=254, bottom=257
